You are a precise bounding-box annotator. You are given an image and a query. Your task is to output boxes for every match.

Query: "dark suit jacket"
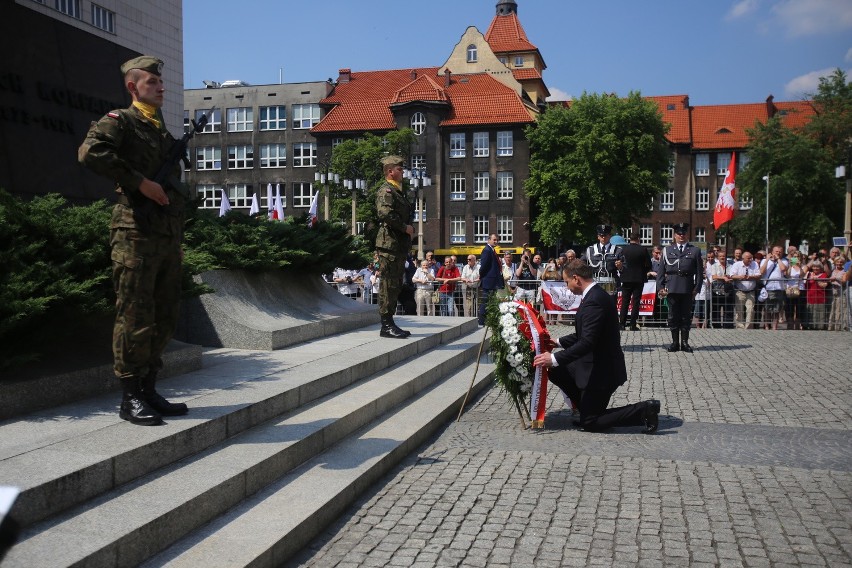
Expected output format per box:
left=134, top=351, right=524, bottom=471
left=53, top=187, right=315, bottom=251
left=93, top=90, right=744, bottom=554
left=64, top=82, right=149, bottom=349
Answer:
left=478, top=244, right=504, bottom=290
left=553, top=284, right=627, bottom=391
left=620, top=242, right=652, bottom=284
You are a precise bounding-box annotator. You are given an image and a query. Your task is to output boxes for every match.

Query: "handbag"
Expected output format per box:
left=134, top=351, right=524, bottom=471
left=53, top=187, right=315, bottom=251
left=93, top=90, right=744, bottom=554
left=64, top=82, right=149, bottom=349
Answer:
left=758, top=287, right=768, bottom=302
left=785, top=285, right=800, bottom=298
left=431, top=290, right=440, bottom=304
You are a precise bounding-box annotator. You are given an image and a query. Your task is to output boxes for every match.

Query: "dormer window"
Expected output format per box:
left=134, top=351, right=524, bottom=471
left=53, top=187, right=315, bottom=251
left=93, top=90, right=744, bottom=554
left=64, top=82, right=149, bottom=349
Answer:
left=467, top=44, right=478, bottom=63
left=514, top=56, right=524, bottom=67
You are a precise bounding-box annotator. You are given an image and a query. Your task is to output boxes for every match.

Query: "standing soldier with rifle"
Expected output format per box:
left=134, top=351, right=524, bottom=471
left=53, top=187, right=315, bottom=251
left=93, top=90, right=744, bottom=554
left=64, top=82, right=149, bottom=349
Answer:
left=79, top=56, right=201, bottom=425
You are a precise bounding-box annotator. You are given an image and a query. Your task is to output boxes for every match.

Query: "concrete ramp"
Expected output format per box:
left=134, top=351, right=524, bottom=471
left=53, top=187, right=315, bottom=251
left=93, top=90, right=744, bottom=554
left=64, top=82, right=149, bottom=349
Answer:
left=176, top=269, right=380, bottom=350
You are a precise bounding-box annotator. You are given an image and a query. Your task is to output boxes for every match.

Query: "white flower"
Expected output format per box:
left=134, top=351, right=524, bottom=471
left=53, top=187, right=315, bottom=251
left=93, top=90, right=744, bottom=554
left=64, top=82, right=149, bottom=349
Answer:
left=500, top=314, right=515, bottom=328
left=513, top=352, right=524, bottom=365
left=519, top=367, right=528, bottom=377
left=509, top=344, right=517, bottom=354
left=508, top=357, right=518, bottom=368
left=520, top=382, right=530, bottom=393
left=499, top=303, right=510, bottom=314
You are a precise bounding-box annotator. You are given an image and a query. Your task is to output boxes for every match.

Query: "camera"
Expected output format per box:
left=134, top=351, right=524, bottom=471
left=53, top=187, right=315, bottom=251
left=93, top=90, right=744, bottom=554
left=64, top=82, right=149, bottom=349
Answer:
left=346, top=276, right=353, bottom=283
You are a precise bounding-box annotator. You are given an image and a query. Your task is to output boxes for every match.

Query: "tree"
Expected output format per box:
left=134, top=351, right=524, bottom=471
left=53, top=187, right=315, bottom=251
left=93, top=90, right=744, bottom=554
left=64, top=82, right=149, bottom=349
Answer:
left=524, top=92, right=671, bottom=245
left=727, top=69, right=850, bottom=248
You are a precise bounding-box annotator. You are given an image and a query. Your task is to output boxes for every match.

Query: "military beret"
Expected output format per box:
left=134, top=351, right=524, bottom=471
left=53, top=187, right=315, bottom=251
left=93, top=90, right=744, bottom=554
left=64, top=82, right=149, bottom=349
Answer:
left=120, top=56, right=164, bottom=76
left=595, top=224, right=612, bottom=235
left=380, top=155, right=404, bottom=168
left=673, top=222, right=689, bottom=233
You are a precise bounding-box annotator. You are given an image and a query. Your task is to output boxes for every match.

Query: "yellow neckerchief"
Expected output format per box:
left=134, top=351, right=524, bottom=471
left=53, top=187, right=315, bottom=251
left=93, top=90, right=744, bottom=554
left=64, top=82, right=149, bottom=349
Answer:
left=387, top=179, right=401, bottom=190
left=132, top=101, right=162, bottom=129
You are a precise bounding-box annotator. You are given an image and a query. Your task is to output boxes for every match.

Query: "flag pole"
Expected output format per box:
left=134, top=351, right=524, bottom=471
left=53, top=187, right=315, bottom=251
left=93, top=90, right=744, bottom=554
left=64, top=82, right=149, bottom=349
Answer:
left=456, top=326, right=490, bottom=422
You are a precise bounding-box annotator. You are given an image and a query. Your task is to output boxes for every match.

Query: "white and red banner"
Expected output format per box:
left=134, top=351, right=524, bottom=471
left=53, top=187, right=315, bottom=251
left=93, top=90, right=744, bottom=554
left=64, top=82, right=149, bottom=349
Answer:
left=539, top=280, right=657, bottom=316
left=714, top=151, right=737, bottom=229
left=511, top=301, right=550, bottom=429
left=307, top=190, right=319, bottom=228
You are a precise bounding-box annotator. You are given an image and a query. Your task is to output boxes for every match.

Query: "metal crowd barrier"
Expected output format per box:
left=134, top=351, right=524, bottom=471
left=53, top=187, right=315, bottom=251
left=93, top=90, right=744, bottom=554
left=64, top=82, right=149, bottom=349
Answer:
left=326, top=277, right=850, bottom=331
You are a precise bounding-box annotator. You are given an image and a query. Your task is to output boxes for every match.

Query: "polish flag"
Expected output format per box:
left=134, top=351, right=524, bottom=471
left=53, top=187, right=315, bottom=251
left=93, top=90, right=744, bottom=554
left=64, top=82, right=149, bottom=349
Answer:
left=714, top=152, right=736, bottom=229
left=249, top=193, right=260, bottom=216
left=274, top=184, right=285, bottom=221
left=218, top=189, right=231, bottom=217
left=307, top=191, right=319, bottom=228
left=266, top=183, right=274, bottom=219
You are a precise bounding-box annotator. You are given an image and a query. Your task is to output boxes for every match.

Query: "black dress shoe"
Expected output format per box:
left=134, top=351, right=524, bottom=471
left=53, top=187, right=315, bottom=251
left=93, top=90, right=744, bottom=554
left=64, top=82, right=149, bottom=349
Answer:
left=144, top=391, right=188, bottom=416
left=667, top=343, right=680, bottom=352
left=629, top=325, right=640, bottom=331
left=642, top=400, right=660, bottom=434
left=119, top=395, right=163, bottom=426
left=680, top=341, right=694, bottom=353
left=380, top=323, right=409, bottom=338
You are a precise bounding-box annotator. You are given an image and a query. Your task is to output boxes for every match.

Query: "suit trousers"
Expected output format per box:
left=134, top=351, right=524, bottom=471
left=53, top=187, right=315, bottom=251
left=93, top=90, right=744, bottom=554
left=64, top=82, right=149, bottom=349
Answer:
left=666, top=293, right=694, bottom=331
left=619, top=282, right=643, bottom=326
left=548, top=367, right=646, bottom=432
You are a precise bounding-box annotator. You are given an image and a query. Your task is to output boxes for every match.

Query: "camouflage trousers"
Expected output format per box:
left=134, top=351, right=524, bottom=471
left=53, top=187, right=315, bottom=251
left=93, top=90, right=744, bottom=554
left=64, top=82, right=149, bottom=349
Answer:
left=377, top=248, right=405, bottom=317
left=110, top=228, right=182, bottom=380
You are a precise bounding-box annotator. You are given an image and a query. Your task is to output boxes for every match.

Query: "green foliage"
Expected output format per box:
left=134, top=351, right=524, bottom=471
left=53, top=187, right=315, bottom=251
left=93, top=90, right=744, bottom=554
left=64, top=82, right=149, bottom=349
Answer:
left=804, top=69, right=852, bottom=166
left=525, top=93, right=671, bottom=245
left=0, top=190, right=366, bottom=373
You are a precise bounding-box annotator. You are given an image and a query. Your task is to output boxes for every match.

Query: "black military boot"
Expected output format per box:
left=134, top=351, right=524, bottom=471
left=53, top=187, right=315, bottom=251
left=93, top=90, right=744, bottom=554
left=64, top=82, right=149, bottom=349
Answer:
left=667, top=330, right=680, bottom=352
left=119, top=379, right=163, bottom=426
left=380, top=315, right=409, bottom=339
left=680, top=329, right=694, bottom=353
left=642, top=399, right=661, bottom=434
left=141, top=371, right=188, bottom=416
left=389, top=316, right=411, bottom=338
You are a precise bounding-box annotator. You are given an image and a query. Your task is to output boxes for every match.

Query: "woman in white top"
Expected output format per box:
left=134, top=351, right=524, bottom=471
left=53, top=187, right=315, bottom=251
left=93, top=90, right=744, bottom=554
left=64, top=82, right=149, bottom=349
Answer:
left=828, top=255, right=848, bottom=331
left=785, top=251, right=807, bottom=330
left=412, top=260, right=436, bottom=316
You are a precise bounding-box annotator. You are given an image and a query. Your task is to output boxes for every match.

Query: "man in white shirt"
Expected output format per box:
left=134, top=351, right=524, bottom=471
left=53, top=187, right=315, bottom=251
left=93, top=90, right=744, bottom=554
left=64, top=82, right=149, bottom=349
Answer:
left=729, top=251, right=760, bottom=329
left=460, top=255, right=481, bottom=318
left=759, top=245, right=790, bottom=330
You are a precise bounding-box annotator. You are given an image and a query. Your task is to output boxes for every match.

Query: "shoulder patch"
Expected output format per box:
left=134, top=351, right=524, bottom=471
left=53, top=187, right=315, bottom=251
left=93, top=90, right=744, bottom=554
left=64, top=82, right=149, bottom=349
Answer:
left=107, top=112, right=120, bottom=119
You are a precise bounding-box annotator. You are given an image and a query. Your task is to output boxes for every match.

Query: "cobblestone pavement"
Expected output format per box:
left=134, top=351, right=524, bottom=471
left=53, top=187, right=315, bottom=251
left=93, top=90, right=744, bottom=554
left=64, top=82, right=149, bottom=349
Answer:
left=289, top=329, right=852, bottom=567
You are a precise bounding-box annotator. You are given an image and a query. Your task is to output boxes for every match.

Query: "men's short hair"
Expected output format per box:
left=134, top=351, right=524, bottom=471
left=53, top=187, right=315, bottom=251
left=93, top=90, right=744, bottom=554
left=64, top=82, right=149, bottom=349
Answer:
left=562, top=259, right=594, bottom=280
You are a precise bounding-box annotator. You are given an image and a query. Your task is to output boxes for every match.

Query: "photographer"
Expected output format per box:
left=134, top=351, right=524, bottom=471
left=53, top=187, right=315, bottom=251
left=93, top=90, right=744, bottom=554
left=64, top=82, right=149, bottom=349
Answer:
left=759, top=245, right=789, bottom=330
left=514, top=246, right=540, bottom=303
left=333, top=267, right=361, bottom=299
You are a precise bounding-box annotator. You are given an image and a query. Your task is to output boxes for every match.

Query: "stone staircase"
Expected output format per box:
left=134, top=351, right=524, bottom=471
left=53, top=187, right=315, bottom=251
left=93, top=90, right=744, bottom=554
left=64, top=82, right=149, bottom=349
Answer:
left=0, top=316, right=494, bottom=567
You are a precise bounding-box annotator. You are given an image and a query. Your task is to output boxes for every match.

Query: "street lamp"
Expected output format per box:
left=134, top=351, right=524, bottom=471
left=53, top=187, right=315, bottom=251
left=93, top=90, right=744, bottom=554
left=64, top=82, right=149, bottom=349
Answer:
left=762, top=173, right=770, bottom=251
left=405, top=167, right=431, bottom=260
left=344, top=177, right=366, bottom=236
left=314, top=163, right=339, bottom=221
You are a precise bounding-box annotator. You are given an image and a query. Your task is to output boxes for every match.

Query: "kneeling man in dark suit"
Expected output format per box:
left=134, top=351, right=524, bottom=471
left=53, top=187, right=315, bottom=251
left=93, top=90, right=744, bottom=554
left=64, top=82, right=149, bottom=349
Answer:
left=533, top=260, right=661, bottom=433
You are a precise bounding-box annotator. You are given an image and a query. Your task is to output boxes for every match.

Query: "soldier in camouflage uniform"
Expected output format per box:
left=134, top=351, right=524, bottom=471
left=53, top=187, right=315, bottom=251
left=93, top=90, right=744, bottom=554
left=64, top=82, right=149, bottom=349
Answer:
left=375, top=155, right=414, bottom=338
left=78, top=56, right=188, bottom=425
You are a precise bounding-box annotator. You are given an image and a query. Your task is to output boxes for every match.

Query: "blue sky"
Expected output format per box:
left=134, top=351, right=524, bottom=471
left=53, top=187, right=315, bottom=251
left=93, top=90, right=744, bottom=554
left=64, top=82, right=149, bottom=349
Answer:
left=183, top=0, right=852, bottom=105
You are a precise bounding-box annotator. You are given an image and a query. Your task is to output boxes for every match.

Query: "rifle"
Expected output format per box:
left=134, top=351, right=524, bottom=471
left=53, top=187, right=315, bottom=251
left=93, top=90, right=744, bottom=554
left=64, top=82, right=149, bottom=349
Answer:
left=135, top=108, right=213, bottom=232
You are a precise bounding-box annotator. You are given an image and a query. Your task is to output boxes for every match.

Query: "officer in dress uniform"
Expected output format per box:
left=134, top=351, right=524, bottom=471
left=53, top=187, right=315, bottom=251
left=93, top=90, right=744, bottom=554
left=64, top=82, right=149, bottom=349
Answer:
left=656, top=223, right=704, bottom=353
left=375, top=155, right=414, bottom=338
left=582, top=224, right=624, bottom=295
left=78, top=56, right=188, bottom=425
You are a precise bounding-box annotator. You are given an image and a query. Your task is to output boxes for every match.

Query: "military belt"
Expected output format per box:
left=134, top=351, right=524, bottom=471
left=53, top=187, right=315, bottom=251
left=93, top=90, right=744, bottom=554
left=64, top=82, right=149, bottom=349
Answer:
left=666, top=270, right=692, bottom=276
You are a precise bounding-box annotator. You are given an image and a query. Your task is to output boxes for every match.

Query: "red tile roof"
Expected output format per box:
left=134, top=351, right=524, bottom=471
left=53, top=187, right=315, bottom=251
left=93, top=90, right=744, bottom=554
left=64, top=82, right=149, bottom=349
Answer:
left=646, top=95, right=692, bottom=145
left=484, top=13, right=538, bottom=53
left=312, top=68, right=534, bottom=133
left=691, top=103, right=769, bottom=149
left=773, top=100, right=816, bottom=130
left=512, top=68, right=542, bottom=81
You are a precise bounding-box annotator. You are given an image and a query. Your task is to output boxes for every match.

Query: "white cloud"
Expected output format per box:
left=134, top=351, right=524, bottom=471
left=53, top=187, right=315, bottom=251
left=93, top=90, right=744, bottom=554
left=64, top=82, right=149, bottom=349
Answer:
left=726, top=0, right=760, bottom=21
left=546, top=87, right=572, bottom=102
left=772, top=0, right=852, bottom=37
left=784, top=67, right=847, bottom=97
left=846, top=47, right=852, bottom=62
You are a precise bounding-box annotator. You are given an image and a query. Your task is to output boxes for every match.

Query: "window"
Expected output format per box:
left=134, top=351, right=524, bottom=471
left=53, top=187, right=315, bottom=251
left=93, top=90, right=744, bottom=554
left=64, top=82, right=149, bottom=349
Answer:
left=669, top=152, right=676, bottom=177
left=496, top=172, right=513, bottom=199
left=497, top=215, right=513, bottom=243
left=498, top=56, right=508, bottom=65
left=56, top=0, right=81, bottom=19
left=227, top=107, right=254, bottom=132
left=196, top=146, right=221, bottom=170
left=716, top=233, right=727, bottom=247
left=450, top=173, right=466, bottom=201
left=450, top=216, right=466, bottom=244
left=717, top=152, right=731, bottom=176
left=450, top=133, right=465, bottom=158
left=183, top=110, right=190, bottom=135
left=473, top=132, right=489, bottom=157
left=660, top=224, right=674, bottom=246
left=660, top=187, right=674, bottom=211
left=264, top=183, right=285, bottom=209
left=695, top=153, right=709, bottom=176
left=293, top=182, right=313, bottom=208
left=227, top=145, right=253, bottom=169
left=293, top=143, right=316, bottom=167
left=259, top=106, right=286, bottom=130
left=292, top=104, right=320, bottom=129
left=410, top=154, right=425, bottom=170
left=410, top=112, right=426, bottom=135
left=91, top=4, right=114, bottom=32
left=474, top=172, right=489, bottom=200
left=640, top=224, right=653, bottom=246
left=514, top=56, right=524, bottom=67
left=739, top=153, right=750, bottom=170
left=474, top=216, right=489, bottom=244
left=696, top=186, right=710, bottom=211
left=226, top=184, right=252, bottom=208
left=259, top=144, right=286, bottom=168
left=694, top=227, right=706, bottom=243
left=332, top=138, right=343, bottom=148
left=466, top=44, right=477, bottom=63
left=497, top=131, right=513, bottom=156
left=196, top=109, right=221, bottom=133
left=197, top=184, right=223, bottom=209
left=739, top=194, right=753, bottom=210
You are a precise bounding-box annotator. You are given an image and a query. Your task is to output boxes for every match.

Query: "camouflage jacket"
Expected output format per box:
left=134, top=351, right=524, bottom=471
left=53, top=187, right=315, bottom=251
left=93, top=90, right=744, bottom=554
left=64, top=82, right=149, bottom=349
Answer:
left=375, top=179, right=411, bottom=253
left=78, top=105, right=185, bottom=236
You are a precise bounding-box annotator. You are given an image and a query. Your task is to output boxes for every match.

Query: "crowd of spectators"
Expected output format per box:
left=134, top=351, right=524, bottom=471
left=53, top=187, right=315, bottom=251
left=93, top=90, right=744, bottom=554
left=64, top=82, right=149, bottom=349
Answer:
left=326, top=242, right=851, bottom=332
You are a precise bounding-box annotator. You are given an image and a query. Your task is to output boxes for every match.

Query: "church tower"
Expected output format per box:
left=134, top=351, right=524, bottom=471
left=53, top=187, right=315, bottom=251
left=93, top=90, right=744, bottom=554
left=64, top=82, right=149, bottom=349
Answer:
left=495, top=0, right=518, bottom=16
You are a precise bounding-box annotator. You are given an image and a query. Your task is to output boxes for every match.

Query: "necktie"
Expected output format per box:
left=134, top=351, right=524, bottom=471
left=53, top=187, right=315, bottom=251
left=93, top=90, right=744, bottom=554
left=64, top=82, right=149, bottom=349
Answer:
left=679, top=245, right=684, bottom=253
